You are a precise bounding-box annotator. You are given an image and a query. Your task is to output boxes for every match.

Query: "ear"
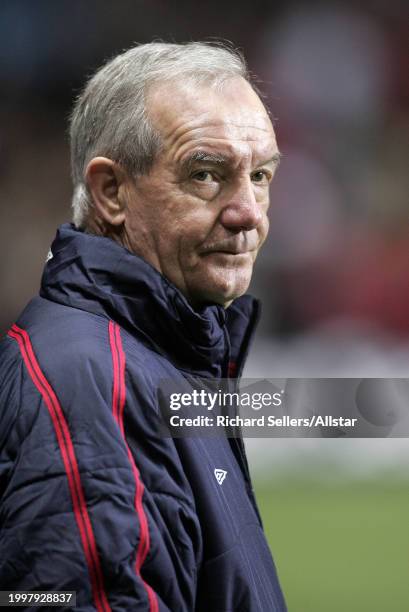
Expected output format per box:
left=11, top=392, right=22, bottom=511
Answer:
left=85, top=157, right=127, bottom=226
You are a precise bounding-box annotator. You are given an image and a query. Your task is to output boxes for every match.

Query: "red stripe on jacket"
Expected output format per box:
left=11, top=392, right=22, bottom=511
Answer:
left=8, top=325, right=111, bottom=612
left=108, top=321, right=159, bottom=612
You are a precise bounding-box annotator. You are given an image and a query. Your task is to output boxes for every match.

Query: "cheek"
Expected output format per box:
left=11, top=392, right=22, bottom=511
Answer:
left=177, top=211, right=216, bottom=250
left=258, top=214, right=270, bottom=247
left=157, top=215, right=205, bottom=271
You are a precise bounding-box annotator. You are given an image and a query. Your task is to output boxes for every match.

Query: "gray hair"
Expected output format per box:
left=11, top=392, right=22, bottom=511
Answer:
left=69, top=41, right=252, bottom=227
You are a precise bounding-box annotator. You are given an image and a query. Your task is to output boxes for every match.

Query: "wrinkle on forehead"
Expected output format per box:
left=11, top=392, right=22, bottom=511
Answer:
left=159, top=111, right=277, bottom=167
left=170, top=121, right=277, bottom=167
left=147, top=77, right=277, bottom=165
left=162, top=106, right=273, bottom=138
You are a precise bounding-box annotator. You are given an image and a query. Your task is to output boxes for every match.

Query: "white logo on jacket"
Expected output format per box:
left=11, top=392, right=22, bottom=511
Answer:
left=214, top=468, right=227, bottom=485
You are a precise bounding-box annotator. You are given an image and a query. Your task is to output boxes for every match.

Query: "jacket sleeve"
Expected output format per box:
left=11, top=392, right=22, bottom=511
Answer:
left=0, top=331, right=198, bottom=611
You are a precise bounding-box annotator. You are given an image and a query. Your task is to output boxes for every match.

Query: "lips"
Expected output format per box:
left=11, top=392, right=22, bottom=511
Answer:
left=206, top=249, right=253, bottom=256
left=200, top=234, right=259, bottom=256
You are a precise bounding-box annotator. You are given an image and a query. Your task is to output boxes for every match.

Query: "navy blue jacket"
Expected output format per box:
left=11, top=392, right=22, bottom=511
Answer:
left=0, top=224, right=286, bottom=611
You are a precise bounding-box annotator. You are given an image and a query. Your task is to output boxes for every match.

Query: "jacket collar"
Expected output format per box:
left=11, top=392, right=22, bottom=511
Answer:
left=40, top=224, right=260, bottom=378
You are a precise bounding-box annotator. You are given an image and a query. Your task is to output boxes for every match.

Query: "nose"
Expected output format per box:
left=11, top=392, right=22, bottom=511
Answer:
left=219, top=178, right=263, bottom=232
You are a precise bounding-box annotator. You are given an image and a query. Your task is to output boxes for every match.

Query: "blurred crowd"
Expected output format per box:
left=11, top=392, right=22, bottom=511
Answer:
left=1, top=0, right=409, bottom=369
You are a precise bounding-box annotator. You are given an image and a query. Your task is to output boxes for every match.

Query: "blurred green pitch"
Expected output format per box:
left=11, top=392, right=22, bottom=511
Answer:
left=255, top=479, right=409, bottom=611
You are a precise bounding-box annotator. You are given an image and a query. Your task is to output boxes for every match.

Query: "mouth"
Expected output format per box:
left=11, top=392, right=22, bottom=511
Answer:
left=200, top=235, right=259, bottom=257
left=203, top=249, right=254, bottom=257
left=200, top=250, right=256, bottom=267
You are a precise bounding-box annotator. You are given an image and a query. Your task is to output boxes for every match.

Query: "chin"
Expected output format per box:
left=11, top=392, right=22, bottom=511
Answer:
left=191, top=269, right=252, bottom=307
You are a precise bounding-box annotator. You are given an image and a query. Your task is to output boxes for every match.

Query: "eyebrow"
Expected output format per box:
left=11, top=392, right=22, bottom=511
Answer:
left=265, top=152, right=282, bottom=166
left=181, top=151, right=228, bottom=171
left=181, top=150, right=282, bottom=171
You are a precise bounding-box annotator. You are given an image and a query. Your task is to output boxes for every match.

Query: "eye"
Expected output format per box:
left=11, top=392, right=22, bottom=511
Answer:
left=191, top=170, right=214, bottom=183
left=251, top=170, right=271, bottom=184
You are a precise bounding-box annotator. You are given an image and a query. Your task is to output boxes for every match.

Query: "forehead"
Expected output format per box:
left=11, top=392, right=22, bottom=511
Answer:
left=147, top=77, right=278, bottom=164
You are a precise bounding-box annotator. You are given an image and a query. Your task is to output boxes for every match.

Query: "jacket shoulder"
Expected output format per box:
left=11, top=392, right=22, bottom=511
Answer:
left=16, top=296, right=165, bottom=373
left=4, top=296, right=164, bottom=418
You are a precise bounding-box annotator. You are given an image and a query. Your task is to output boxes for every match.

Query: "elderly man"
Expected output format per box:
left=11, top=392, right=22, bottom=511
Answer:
left=0, top=42, right=285, bottom=611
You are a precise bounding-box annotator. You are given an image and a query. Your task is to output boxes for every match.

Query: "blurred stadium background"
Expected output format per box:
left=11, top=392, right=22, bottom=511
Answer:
left=1, top=1, right=408, bottom=609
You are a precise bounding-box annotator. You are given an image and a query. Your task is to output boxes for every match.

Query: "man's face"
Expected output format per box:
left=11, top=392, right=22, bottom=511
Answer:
left=122, top=76, right=279, bottom=307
